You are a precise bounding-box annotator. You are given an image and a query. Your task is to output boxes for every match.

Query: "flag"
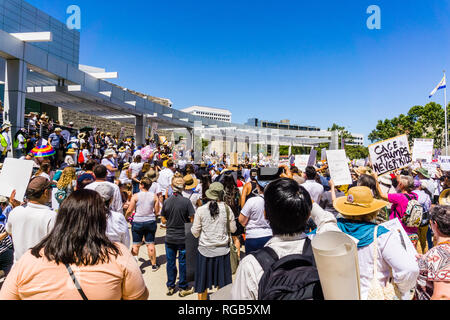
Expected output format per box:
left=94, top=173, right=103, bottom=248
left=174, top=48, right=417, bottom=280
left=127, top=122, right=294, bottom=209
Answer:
left=429, top=74, right=446, bottom=98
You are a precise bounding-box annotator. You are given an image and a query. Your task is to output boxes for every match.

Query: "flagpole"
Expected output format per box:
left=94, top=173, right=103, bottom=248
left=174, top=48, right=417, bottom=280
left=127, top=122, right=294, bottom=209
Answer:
left=445, top=70, right=448, bottom=156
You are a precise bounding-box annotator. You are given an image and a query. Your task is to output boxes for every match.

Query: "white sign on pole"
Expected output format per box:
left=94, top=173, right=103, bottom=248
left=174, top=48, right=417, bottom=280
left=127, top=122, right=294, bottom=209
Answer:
left=439, top=156, right=450, bottom=171
left=0, top=158, right=34, bottom=202
left=368, top=135, right=412, bottom=175
left=327, top=150, right=352, bottom=186
left=295, top=155, right=310, bottom=171
left=412, top=139, right=434, bottom=163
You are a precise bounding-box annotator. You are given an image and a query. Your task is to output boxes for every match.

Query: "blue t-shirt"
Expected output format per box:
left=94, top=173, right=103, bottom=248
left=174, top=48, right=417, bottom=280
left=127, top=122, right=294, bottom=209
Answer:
left=48, top=133, right=62, bottom=149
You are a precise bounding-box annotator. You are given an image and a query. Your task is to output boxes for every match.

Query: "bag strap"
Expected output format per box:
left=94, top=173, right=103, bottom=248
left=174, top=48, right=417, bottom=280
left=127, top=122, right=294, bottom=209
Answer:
left=225, top=204, right=232, bottom=244
left=252, top=246, right=279, bottom=273
left=65, top=264, right=89, bottom=300
left=372, top=226, right=379, bottom=279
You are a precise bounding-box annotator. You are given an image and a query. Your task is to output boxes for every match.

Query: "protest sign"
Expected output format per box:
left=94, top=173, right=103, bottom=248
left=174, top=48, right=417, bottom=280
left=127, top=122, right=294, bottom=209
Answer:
left=308, top=149, right=318, bottom=166
left=422, top=163, right=438, bottom=178
left=327, top=150, right=352, bottom=186
left=368, top=135, right=412, bottom=175
left=412, top=139, right=434, bottom=163
left=438, top=156, right=450, bottom=171
left=230, top=152, right=238, bottom=166
left=380, top=219, right=417, bottom=259
left=0, top=158, right=34, bottom=202
left=295, top=155, right=309, bottom=171
left=321, top=148, right=327, bottom=161
left=355, top=159, right=366, bottom=167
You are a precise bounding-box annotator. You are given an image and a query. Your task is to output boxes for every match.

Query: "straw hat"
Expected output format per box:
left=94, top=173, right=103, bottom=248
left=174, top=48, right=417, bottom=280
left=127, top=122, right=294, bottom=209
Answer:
left=66, top=149, right=77, bottom=155
left=54, top=128, right=62, bottom=132
left=354, top=166, right=369, bottom=176
left=439, top=189, right=450, bottom=205
left=104, top=149, right=116, bottom=158
left=183, top=174, right=199, bottom=190
left=145, top=168, right=159, bottom=182
left=172, top=176, right=186, bottom=193
left=333, top=186, right=388, bottom=216
left=119, top=146, right=126, bottom=153
left=1, top=122, right=11, bottom=131
left=78, top=133, right=86, bottom=140
left=122, top=162, right=130, bottom=170
left=206, top=182, right=225, bottom=201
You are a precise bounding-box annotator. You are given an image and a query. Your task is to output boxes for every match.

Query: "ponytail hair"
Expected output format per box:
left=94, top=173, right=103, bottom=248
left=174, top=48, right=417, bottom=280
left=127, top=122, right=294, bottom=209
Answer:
left=208, top=190, right=224, bottom=218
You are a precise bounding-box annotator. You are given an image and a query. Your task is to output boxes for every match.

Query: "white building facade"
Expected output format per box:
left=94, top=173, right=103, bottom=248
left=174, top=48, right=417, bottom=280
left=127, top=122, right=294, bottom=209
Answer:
left=180, top=106, right=232, bottom=123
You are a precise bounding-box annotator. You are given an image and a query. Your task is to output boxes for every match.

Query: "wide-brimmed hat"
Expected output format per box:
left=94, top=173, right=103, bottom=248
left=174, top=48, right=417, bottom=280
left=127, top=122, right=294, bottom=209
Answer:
left=172, top=176, right=186, bottom=193
left=78, top=133, right=86, bottom=140
left=118, top=147, right=126, bottom=153
left=145, top=169, right=159, bottom=182
left=206, top=182, right=224, bottom=201
left=122, top=162, right=130, bottom=170
left=354, top=166, right=370, bottom=176
left=439, top=189, right=450, bottom=205
left=1, top=122, right=12, bottom=131
left=333, top=186, right=389, bottom=216
left=54, top=128, right=62, bottom=132
left=66, top=149, right=77, bottom=155
left=104, top=149, right=116, bottom=158
left=416, top=167, right=430, bottom=179
left=183, top=174, right=199, bottom=190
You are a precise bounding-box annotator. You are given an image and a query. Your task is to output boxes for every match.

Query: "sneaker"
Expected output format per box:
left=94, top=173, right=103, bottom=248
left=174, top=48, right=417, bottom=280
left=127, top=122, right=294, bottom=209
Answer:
left=178, top=288, right=194, bottom=297
left=166, top=287, right=176, bottom=296
left=152, top=265, right=160, bottom=272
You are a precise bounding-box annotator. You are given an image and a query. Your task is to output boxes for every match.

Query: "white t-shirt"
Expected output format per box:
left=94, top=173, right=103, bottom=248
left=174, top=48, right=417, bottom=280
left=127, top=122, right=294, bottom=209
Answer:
left=119, top=170, right=132, bottom=184
left=182, top=189, right=201, bottom=211
left=106, top=210, right=130, bottom=248
left=82, top=149, right=90, bottom=161
left=85, top=181, right=123, bottom=213
left=157, top=168, right=174, bottom=194
left=17, top=134, right=25, bottom=150
left=129, top=162, right=143, bottom=178
left=101, top=158, right=117, bottom=179
left=149, top=181, right=162, bottom=195
left=302, top=180, right=324, bottom=203
left=6, top=203, right=57, bottom=262
left=241, top=196, right=273, bottom=239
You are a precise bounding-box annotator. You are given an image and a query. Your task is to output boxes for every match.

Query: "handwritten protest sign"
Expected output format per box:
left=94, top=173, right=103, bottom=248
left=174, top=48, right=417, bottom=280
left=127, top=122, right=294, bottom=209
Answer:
left=422, top=163, right=438, bottom=178
left=439, top=156, right=450, bottom=171
left=0, top=158, right=34, bottom=202
left=327, top=150, right=352, bottom=186
left=308, top=149, right=318, bottom=166
left=412, top=139, right=434, bottom=163
left=368, top=135, right=412, bottom=175
left=295, top=155, right=310, bottom=171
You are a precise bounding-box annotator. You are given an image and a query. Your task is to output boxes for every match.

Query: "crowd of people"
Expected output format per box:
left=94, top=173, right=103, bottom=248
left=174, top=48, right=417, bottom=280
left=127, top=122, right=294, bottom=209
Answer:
left=0, top=122, right=448, bottom=301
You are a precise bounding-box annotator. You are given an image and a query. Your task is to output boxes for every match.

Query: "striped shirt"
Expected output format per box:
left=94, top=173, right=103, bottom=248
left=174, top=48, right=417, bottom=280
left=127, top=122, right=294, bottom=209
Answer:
left=0, top=224, right=13, bottom=255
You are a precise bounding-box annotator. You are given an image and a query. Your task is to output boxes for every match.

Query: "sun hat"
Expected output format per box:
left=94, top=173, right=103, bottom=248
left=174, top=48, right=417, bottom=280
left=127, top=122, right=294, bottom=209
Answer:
left=54, top=128, right=62, bottom=132
left=0, top=196, right=8, bottom=204
left=122, top=162, right=130, bottom=170
left=378, top=174, right=392, bottom=186
left=354, top=166, right=370, bottom=176
left=104, top=149, right=116, bottom=158
left=1, top=122, right=12, bottom=131
left=145, top=168, right=159, bottom=182
left=172, top=175, right=186, bottom=193
left=119, top=146, right=126, bottom=153
left=66, top=149, right=77, bottom=155
left=205, top=182, right=225, bottom=201
left=416, top=167, right=431, bottom=179
left=333, top=186, right=389, bottom=216
left=439, top=189, right=450, bottom=205
left=78, top=133, right=86, bottom=140
left=183, top=174, right=199, bottom=190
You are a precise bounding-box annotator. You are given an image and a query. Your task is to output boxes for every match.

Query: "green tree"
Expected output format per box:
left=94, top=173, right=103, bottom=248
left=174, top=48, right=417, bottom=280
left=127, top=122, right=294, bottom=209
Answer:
left=344, top=145, right=369, bottom=160
left=368, top=102, right=449, bottom=148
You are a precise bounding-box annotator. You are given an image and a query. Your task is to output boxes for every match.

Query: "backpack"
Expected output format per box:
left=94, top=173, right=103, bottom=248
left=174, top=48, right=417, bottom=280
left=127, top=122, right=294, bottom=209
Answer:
left=252, top=238, right=324, bottom=300
left=395, top=194, right=423, bottom=228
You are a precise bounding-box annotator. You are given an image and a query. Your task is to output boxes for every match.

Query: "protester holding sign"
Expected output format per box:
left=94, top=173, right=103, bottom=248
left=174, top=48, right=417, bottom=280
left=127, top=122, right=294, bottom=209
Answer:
left=369, top=135, right=412, bottom=176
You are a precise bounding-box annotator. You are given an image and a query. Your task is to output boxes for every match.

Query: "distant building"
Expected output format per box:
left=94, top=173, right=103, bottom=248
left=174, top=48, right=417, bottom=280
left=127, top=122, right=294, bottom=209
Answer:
left=181, top=106, right=232, bottom=123
left=346, top=133, right=365, bottom=146
left=246, top=118, right=321, bottom=132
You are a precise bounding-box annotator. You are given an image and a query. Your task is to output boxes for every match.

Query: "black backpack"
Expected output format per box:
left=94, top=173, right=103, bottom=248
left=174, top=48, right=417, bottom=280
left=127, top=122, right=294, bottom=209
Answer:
left=252, top=238, right=324, bottom=300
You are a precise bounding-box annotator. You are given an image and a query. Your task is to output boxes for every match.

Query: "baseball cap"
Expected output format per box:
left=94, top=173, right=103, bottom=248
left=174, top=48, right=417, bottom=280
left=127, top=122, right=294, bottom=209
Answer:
left=26, top=176, right=53, bottom=198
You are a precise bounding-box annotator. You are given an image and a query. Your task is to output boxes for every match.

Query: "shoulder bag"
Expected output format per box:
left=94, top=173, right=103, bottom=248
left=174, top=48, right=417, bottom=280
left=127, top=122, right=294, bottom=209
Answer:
left=367, top=226, right=402, bottom=300
left=225, top=204, right=239, bottom=274
left=65, top=264, right=88, bottom=300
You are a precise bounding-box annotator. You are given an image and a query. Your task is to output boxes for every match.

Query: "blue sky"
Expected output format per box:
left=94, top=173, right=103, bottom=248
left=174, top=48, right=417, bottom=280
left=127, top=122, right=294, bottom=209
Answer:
left=27, top=0, right=450, bottom=145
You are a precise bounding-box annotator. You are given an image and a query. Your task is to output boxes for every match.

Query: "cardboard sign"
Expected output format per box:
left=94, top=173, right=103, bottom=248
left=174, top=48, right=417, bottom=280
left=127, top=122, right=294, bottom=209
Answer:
left=368, top=135, right=412, bottom=175
left=412, top=139, right=434, bottom=163
left=295, top=155, right=310, bottom=171
left=327, top=150, right=352, bottom=186
left=308, top=149, right=318, bottom=167
left=0, top=158, right=34, bottom=202
left=438, top=156, right=450, bottom=171
left=422, top=163, right=438, bottom=178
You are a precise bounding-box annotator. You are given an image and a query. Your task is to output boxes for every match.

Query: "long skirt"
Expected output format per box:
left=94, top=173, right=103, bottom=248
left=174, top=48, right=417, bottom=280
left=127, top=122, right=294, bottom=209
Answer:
left=194, top=251, right=232, bottom=293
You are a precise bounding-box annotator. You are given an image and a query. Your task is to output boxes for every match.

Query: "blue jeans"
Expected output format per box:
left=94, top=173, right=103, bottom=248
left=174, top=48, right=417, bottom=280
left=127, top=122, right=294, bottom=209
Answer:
left=245, top=236, right=272, bottom=255
left=165, top=243, right=187, bottom=290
